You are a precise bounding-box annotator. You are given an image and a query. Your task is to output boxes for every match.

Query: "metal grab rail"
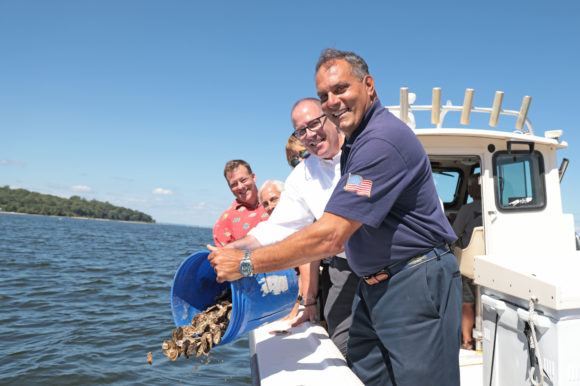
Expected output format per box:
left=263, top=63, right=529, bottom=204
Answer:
left=386, top=88, right=534, bottom=135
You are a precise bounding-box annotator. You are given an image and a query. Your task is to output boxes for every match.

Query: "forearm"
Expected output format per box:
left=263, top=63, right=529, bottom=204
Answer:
left=299, top=261, right=320, bottom=300
left=208, top=212, right=359, bottom=283
left=251, top=212, right=356, bottom=274
left=224, top=235, right=262, bottom=250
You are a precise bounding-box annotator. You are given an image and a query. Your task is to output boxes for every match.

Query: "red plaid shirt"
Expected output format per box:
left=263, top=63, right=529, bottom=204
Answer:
left=212, top=200, right=269, bottom=246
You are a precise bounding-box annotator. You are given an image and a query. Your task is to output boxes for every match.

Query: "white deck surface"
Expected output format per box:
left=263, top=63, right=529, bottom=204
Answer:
left=459, top=349, right=483, bottom=386
left=250, top=319, right=484, bottom=386
left=249, top=320, right=363, bottom=386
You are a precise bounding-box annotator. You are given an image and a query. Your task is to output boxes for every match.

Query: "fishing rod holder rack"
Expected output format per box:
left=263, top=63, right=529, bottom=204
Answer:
left=386, top=87, right=534, bottom=135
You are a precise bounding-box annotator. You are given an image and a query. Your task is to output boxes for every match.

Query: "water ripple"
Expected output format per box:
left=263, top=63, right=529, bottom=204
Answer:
left=0, top=213, right=251, bottom=385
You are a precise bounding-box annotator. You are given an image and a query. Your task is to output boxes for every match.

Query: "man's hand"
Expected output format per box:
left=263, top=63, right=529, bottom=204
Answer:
left=281, top=301, right=300, bottom=321
left=290, top=303, right=317, bottom=326
left=207, top=245, right=244, bottom=283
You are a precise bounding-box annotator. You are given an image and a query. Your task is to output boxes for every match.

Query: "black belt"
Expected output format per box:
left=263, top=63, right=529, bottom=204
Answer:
left=363, top=244, right=452, bottom=285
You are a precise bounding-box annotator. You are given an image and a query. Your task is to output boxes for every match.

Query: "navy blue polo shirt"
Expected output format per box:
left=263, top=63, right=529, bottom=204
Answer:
left=325, top=101, right=457, bottom=276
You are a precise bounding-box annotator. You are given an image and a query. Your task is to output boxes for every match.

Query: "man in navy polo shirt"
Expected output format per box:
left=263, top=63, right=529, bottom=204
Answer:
left=209, top=49, right=461, bottom=385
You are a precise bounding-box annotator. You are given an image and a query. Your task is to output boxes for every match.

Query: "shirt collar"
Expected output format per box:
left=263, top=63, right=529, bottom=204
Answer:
left=322, top=150, right=342, bottom=165
left=345, top=99, right=382, bottom=146
left=340, top=100, right=382, bottom=171
left=302, top=150, right=341, bottom=180
left=233, top=199, right=260, bottom=210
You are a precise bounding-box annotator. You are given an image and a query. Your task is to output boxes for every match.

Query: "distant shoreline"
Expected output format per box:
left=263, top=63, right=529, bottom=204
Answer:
left=0, top=211, right=155, bottom=225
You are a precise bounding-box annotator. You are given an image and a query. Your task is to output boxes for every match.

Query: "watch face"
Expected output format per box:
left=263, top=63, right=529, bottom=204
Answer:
left=239, top=260, right=253, bottom=276
left=239, top=251, right=253, bottom=277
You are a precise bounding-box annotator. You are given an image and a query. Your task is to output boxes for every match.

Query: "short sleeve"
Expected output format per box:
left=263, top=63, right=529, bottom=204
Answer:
left=249, top=176, right=315, bottom=245
left=325, top=136, right=409, bottom=228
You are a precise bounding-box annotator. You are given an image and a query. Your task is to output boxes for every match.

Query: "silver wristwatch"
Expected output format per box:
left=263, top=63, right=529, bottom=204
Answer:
left=238, top=250, right=254, bottom=277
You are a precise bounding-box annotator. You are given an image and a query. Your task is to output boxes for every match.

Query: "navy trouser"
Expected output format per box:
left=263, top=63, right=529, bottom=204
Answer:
left=347, top=252, right=462, bottom=386
left=324, top=257, right=359, bottom=358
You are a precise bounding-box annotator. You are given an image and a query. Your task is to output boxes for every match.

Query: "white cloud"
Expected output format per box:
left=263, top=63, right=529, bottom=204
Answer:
left=0, top=159, right=25, bottom=166
left=193, top=202, right=208, bottom=209
left=70, top=185, right=92, bottom=192
left=153, top=188, right=173, bottom=195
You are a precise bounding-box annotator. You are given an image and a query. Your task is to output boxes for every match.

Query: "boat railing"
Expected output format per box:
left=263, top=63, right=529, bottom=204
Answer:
left=385, top=87, right=534, bottom=135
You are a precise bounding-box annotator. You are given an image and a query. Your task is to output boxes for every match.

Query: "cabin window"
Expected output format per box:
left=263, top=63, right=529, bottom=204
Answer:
left=432, top=170, right=461, bottom=204
left=493, top=151, right=546, bottom=211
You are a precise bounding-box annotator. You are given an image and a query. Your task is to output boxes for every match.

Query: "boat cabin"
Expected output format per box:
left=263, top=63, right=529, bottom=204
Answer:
left=250, top=88, right=580, bottom=386
left=389, top=88, right=580, bottom=385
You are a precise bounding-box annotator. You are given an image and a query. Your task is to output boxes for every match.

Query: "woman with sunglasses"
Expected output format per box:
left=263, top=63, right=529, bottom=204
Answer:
left=285, top=135, right=310, bottom=168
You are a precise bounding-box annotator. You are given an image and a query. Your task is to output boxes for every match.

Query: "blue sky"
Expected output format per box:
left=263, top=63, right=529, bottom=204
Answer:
left=1, top=1, right=579, bottom=229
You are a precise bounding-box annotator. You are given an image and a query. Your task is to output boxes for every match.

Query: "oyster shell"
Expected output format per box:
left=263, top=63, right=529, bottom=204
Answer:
left=161, top=298, right=233, bottom=361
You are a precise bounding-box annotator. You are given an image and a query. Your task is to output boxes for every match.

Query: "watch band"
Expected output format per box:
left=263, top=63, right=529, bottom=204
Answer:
left=239, top=249, right=254, bottom=277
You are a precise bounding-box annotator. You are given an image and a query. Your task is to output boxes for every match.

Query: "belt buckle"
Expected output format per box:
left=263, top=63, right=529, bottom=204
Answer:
left=363, top=269, right=389, bottom=285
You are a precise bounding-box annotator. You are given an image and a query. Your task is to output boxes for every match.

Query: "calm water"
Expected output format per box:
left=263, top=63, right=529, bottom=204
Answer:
left=0, top=213, right=252, bottom=385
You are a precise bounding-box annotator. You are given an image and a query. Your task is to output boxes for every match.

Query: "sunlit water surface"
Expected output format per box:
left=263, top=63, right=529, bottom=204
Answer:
left=0, top=213, right=252, bottom=385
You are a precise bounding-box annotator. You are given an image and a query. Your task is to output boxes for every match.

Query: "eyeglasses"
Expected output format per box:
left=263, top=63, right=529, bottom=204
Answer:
left=290, top=150, right=310, bottom=168
left=292, top=114, right=326, bottom=138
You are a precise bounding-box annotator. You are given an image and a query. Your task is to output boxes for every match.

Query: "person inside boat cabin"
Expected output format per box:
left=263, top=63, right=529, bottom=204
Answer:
left=452, top=172, right=482, bottom=350
left=208, top=48, right=461, bottom=385
left=285, top=134, right=310, bottom=168
left=212, top=160, right=269, bottom=247
left=258, top=180, right=284, bottom=216
left=208, top=98, right=357, bottom=359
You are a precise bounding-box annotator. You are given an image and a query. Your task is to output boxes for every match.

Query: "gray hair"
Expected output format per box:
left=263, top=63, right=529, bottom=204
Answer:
left=315, top=48, right=369, bottom=81
left=258, top=180, right=285, bottom=204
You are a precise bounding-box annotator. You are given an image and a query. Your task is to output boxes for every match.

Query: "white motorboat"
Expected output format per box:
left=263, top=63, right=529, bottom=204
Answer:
left=249, top=88, right=580, bottom=386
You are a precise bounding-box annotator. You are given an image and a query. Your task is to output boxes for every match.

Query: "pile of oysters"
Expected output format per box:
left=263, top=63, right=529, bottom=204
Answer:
left=162, top=290, right=232, bottom=361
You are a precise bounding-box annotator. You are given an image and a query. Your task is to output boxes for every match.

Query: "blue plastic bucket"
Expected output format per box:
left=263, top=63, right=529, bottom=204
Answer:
left=171, top=250, right=299, bottom=345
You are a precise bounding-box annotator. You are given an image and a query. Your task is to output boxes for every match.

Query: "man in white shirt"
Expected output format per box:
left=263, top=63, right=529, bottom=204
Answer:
left=209, top=98, right=357, bottom=357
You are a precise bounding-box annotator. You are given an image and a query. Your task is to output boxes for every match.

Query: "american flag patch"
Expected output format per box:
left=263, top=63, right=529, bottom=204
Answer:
left=344, top=173, right=372, bottom=196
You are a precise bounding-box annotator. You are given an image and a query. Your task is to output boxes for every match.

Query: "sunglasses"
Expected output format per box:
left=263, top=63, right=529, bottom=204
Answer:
left=290, top=150, right=310, bottom=167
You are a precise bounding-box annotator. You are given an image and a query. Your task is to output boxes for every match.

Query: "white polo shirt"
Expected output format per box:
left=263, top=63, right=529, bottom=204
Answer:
left=248, top=151, right=346, bottom=258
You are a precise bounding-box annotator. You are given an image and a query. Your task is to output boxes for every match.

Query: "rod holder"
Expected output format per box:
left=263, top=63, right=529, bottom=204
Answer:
left=431, top=87, right=441, bottom=124
left=516, top=96, right=532, bottom=132
left=489, top=91, right=504, bottom=127
left=400, top=87, right=409, bottom=124
left=460, top=88, right=474, bottom=125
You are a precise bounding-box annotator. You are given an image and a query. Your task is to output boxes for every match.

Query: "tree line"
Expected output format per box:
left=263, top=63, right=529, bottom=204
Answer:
left=0, top=186, right=155, bottom=223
